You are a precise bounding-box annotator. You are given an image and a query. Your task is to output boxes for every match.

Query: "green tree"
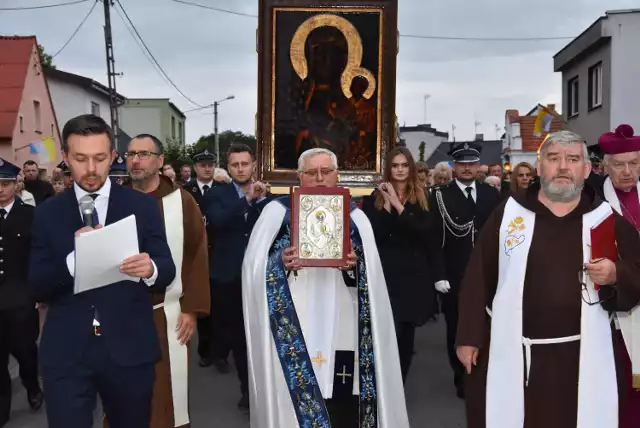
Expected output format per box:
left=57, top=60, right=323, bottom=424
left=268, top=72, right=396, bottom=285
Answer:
left=418, top=141, right=426, bottom=162
left=38, top=44, right=55, bottom=69
left=191, top=131, right=257, bottom=168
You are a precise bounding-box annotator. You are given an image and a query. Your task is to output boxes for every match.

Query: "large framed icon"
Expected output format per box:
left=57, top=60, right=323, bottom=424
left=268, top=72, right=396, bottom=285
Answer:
left=256, top=0, right=399, bottom=187
left=290, top=186, right=351, bottom=267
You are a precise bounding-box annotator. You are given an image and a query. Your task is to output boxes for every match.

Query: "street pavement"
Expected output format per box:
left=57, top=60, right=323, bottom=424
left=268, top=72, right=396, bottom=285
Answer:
left=6, top=318, right=466, bottom=427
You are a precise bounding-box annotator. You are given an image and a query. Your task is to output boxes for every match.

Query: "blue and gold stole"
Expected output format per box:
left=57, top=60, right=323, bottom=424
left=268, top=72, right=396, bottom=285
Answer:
left=266, top=196, right=378, bottom=428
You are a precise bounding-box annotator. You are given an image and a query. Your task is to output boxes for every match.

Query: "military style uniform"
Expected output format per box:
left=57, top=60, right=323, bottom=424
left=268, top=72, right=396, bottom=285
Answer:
left=0, top=159, right=43, bottom=427
left=182, top=149, right=228, bottom=369
left=428, top=142, right=501, bottom=398
left=109, top=154, right=130, bottom=186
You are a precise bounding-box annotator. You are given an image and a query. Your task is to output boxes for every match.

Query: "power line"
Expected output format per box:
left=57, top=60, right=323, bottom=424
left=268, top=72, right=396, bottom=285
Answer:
left=0, top=0, right=88, bottom=11
left=115, top=0, right=205, bottom=108
left=171, top=0, right=575, bottom=42
left=52, top=0, right=98, bottom=58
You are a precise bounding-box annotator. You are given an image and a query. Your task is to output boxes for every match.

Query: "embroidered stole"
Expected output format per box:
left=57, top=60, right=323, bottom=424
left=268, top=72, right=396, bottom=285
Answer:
left=603, top=177, right=640, bottom=388
left=161, top=190, right=189, bottom=426
left=265, top=198, right=378, bottom=427
left=487, top=197, right=617, bottom=428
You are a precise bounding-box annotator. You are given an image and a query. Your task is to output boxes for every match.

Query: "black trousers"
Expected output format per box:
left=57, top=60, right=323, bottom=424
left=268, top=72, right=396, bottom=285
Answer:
left=441, top=292, right=464, bottom=387
left=212, top=279, right=248, bottom=394
left=325, top=395, right=359, bottom=428
left=197, top=279, right=231, bottom=362
left=394, top=321, right=416, bottom=383
left=0, top=306, right=40, bottom=425
left=43, top=336, right=154, bottom=428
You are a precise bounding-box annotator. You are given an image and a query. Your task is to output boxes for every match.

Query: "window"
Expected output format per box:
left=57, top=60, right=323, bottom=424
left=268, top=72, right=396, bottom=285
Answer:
left=91, top=101, right=100, bottom=116
left=171, top=116, right=176, bottom=140
left=178, top=122, right=183, bottom=144
left=33, top=100, right=41, bottom=132
left=567, top=77, right=579, bottom=117
left=19, top=115, right=24, bottom=132
left=588, top=62, right=603, bottom=109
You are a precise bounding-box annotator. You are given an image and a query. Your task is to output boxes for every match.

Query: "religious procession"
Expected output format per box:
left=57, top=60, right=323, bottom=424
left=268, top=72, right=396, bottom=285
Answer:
left=2, top=0, right=640, bottom=427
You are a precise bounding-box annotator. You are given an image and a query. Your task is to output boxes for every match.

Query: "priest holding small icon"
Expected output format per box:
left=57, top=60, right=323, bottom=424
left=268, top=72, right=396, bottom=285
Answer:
left=242, top=148, right=409, bottom=428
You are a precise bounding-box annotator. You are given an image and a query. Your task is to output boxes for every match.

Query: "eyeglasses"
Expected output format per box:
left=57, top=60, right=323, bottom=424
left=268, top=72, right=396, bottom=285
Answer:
left=299, top=168, right=337, bottom=178
left=578, top=268, right=613, bottom=306
left=125, top=151, right=160, bottom=160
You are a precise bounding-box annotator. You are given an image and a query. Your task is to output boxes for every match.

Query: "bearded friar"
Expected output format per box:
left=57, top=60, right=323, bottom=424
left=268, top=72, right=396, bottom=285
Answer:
left=104, top=134, right=210, bottom=428
left=457, top=130, right=640, bottom=428
left=599, top=124, right=640, bottom=427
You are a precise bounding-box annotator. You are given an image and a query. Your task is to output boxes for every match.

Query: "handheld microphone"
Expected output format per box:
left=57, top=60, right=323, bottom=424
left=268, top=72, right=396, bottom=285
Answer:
left=78, top=195, right=96, bottom=227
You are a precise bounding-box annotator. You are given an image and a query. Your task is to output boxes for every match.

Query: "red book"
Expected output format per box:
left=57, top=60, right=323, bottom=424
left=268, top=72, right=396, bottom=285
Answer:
left=590, top=213, right=617, bottom=290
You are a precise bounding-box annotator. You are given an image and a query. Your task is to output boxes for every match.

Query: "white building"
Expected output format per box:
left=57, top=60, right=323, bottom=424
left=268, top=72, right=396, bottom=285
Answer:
left=399, top=124, right=449, bottom=164
left=119, top=98, right=186, bottom=149
left=554, top=9, right=640, bottom=146
left=45, top=67, right=124, bottom=136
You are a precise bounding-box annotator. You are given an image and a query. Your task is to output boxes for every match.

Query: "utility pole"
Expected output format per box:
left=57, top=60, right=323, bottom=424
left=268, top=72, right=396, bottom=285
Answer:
left=214, top=101, right=219, bottom=164
left=102, top=0, right=120, bottom=147
left=451, top=124, right=456, bottom=142
left=423, top=94, right=431, bottom=124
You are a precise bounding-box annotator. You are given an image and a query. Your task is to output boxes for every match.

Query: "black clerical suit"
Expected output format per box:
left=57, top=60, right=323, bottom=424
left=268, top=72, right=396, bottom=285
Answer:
left=0, top=199, right=41, bottom=426
left=361, top=193, right=442, bottom=382
left=183, top=178, right=227, bottom=364
left=429, top=180, right=501, bottom=394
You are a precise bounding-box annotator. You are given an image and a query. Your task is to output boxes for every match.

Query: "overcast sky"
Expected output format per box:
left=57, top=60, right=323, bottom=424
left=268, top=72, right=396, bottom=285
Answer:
left=2, top=0, right=638, bottom=144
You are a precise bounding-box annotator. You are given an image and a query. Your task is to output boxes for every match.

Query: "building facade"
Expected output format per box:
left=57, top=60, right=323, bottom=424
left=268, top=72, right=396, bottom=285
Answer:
left=0, top=36, right=61, bottom=175
left=119, top=98, right=186, bottom=149
left=399, top=124, right=449, bottom=164
left=554, top=9, right=640, bottom=146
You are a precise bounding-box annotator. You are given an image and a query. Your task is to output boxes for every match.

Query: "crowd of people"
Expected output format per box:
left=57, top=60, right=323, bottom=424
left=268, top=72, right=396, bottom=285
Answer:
left=2, top=113, right=640, bottom=428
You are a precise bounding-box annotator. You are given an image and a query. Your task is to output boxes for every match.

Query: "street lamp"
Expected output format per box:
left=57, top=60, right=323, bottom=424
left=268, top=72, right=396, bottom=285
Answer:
left=213, top=95, right=235, bottom=164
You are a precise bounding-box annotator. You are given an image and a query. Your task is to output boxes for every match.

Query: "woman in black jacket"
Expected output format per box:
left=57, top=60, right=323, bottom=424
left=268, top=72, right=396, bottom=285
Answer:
left=362, top=147, right=442, bottom=382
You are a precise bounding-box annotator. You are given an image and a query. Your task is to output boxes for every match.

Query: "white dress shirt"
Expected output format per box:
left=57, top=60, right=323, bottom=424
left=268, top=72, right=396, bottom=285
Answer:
left=455, top=179, right=477, bottom=203
left=66, top=178, right=158, bottom=286
left=0, top=199, right=16, bottom=216
left=197, top=180, right=214, bottom=194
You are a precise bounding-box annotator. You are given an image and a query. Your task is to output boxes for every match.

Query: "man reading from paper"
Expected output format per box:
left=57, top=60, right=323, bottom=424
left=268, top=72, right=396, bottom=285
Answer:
left=242, top=148, right=409, bottom=428
left=456, top=130, right=640, bottom=428
left=599, top=124, right=640, bottom=427
left=103, top=134, right=210, bottom=428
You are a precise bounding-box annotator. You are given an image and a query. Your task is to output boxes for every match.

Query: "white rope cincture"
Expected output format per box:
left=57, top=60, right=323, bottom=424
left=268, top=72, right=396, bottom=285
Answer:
left=435, top=188, right=476, bottom=248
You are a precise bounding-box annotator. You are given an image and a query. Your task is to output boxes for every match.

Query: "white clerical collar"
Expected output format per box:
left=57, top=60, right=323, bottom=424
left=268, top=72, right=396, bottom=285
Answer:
left=73, top=177, right=111, bottom=202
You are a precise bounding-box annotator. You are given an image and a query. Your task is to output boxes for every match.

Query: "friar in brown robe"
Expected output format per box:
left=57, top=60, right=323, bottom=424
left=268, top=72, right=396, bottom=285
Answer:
left=457, top=130, right=640, bottom=428
left=105, top=134, right=210, bottom=428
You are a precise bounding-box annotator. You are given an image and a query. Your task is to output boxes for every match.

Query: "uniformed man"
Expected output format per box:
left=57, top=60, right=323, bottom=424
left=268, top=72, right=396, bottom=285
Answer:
left=183, top=148, right=229, bottom=372
left=428, top=141, right=501, bottom=399
left=0, top=159, right=43, bottom=427
left=109, top=153, right=129, bottom=186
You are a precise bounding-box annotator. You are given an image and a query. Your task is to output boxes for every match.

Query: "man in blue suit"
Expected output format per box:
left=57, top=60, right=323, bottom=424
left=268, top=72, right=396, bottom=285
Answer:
left=28, top=114, right=176, bottom=428
left=205, top=143, right=271, bottom=411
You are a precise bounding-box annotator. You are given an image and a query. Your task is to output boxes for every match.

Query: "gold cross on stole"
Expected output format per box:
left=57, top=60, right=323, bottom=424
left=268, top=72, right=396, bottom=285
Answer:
left=311, top=351, right=327, bottom=368
left=337, top=365, right=352, bottom=385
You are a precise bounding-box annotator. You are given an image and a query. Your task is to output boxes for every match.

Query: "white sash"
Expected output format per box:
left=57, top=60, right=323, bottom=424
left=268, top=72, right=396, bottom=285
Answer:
left=603, top=176, right=640, bottom=385
left=161, top=189, right=189, bottom=427
left=487, top=197, right=617, bottom=428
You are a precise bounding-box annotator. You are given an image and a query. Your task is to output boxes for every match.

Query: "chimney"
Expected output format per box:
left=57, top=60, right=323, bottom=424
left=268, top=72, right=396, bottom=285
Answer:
left=546, top=104, right=556, bottom=112
left=475, top=134, right=484, bottom=141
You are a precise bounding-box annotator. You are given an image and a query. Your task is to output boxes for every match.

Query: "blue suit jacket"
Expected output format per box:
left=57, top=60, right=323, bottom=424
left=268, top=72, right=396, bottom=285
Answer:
left=205, top=183, right=271, bottom=283
left=29, top=184, right=176, bottom=368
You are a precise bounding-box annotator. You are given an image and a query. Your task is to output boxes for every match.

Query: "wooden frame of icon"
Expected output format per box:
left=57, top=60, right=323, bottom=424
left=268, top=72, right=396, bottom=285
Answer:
left=256, top=0, right=398, bottom=187
left=290, top=186, right=351, bottom=267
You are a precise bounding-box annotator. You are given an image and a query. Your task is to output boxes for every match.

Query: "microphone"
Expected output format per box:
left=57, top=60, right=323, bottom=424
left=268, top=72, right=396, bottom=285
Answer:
left=79, top=195, right=96, bottom=227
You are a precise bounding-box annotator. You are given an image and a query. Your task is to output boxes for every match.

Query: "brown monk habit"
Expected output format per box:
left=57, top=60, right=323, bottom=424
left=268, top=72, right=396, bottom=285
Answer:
left=457, top=183, right=640, bottom=428
left=105, top=175, right=210, bottom=428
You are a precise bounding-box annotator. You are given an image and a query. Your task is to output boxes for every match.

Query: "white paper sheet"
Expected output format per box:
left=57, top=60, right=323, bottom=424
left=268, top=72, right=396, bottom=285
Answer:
left=73, top=215, right=140, bottom=294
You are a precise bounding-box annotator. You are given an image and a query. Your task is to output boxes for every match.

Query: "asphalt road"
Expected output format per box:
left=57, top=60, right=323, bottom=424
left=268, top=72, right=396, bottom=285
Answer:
left=6, top=318, right=466, bottom=427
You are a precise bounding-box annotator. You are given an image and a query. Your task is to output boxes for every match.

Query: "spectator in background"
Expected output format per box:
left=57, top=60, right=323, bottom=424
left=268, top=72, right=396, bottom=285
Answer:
left=22, top=160, right=54, bottom=204
left=484, top=175, right=501, bottom=190
left=15, top=174, right=36, bottom=207
left=432, top=162, right=453, bottom=186
left=51, top=177, right=65, bottom=195
left=178, top=164, right=192, bottom=186
left=416, top=161, right=430, bottom=190
left=510, top=162, right=535, bottom=193
left=488, top=163, right=502, bottom=178
left=161, top=164, right=176, bottom=183
left=213, top=167, right=232, bottom=184
left=476, top=164, right=489, bottom=181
